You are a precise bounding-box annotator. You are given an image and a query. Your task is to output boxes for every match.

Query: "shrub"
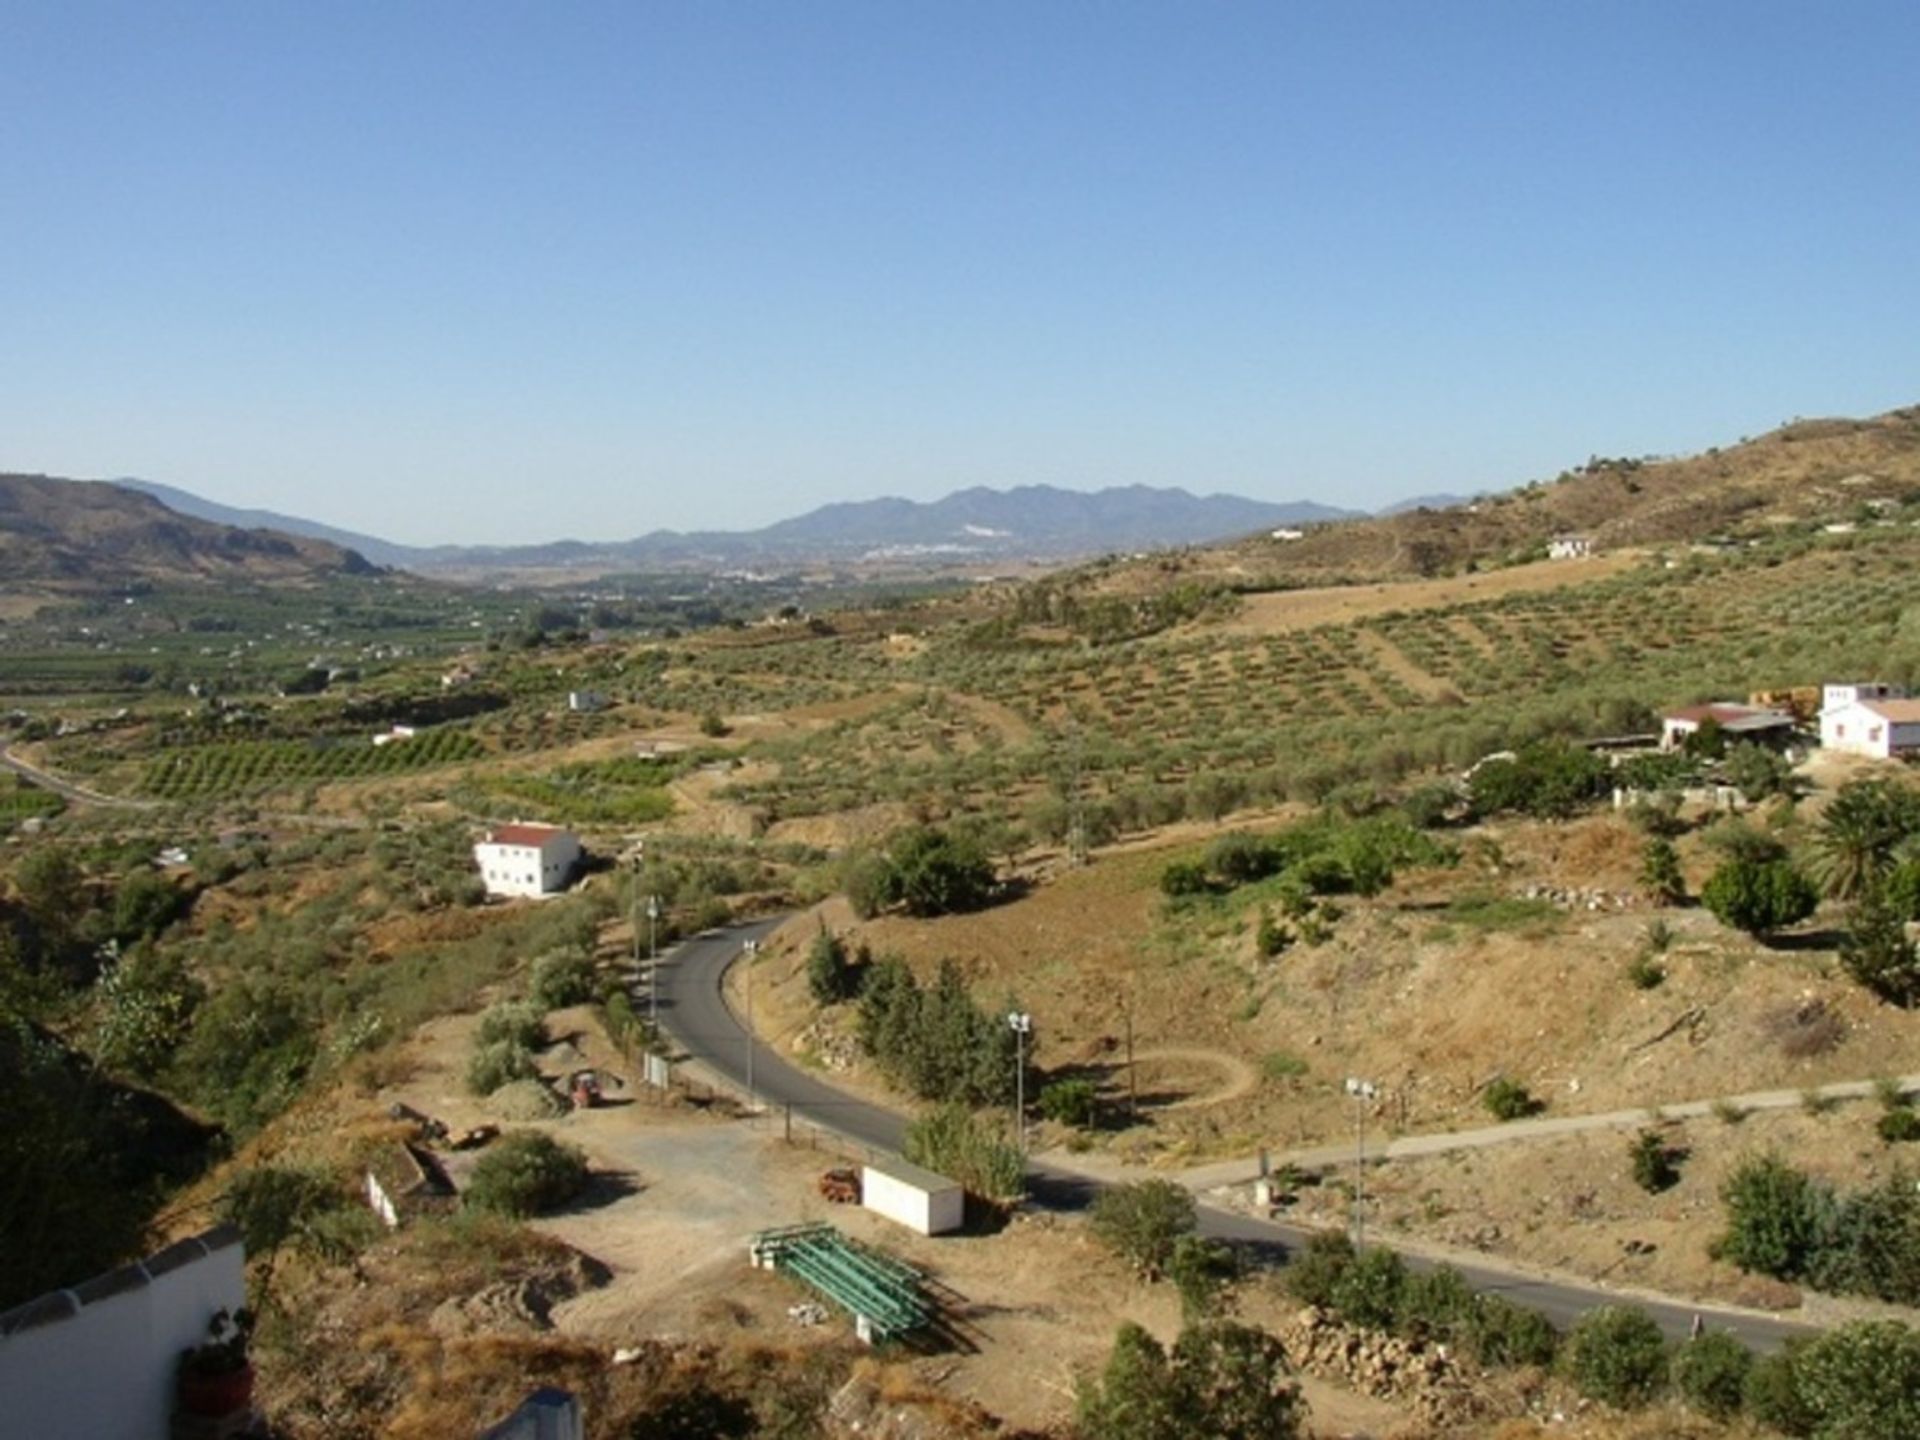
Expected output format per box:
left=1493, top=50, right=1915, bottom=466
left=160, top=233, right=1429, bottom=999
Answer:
left=1564, top=1305, right=1669, bottom=1409
left=1726, top=742, right=1794, bottom=802
left=1483, top=1077, right=1542, bottom=1121
left=464, top=1132, right=590, bottom=1216
left=1639, top=837, right=1685, bottom=904
left=530, top=950, right=596, bottom=1010
left=1160, top=860, right=1212, bottom=899
left=1038, top=1078, right=1099, bottom=1129
left=1714, top=1153, right=1824, bottom=1280
left=805, top=926, right=860, bottom=1006
left=1794, top=1320, right=1920, bottom=1439
left=1089, top=1179, right=1197, bottom=1279
left=1880, top=1109, right=1920, bottom=1144
left=1466, top=1294, right=1560, bottom=1369
left=902, top=1102, right=1023, bottom=1204
left=855, top=957, right=1016, bottom=1106
left=1167, top=1235, right=1240, bottom=1322
left=476, top=1000, right=546, bottom=1050
left=1627, top=952, right=1666, bottom=990
left=1284, top=1229, right=1354, bottom=1308
left=1467, top=740, right=1609, bottom=820
left=1207, top=831, right=1281, bottom=886
left=1254, top=908, right=1290, bottom=957
left=1670, top=1331, right=1753, bottom=1421
left=467, top=1038, right=538, bottom=1096
left=1329, top=1247, right=1406, bottom=1331
left=1840, top=888, right=1920, bottom=1006
left=885, top=825, right=997, bottom=916
left=1630, top=1129, right=1681, bottom=1193
left=1077, top=1320, right=1305, bottom=1440
left=1701, top=858, right=1819, bottom=936
left=1398, top=1265, right=1476, bottom=1345
left=1743, top=1345, right=1816, bottom=1437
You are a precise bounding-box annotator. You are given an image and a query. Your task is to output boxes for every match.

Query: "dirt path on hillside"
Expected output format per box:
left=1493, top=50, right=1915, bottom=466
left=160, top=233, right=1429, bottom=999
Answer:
left=1356, top=630, right=1455, bottom=700
left=1127, top=1047, right=1261, bottom=1111
left=1219, top=552, right=1642, bottom=634
left=943, top=689, right=1035, bottom=745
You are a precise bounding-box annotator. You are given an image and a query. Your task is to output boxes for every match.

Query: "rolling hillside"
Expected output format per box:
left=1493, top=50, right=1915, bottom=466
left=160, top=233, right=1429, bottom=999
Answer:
left=0, top=473, right=379, bottom=592
left=1060, top=404, right=1920, bottom=597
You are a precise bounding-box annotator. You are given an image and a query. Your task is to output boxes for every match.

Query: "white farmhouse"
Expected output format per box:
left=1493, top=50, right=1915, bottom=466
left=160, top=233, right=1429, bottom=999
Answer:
left=1660, top=702, right=1796, bottom=752
left=1820, top=683, right=1920, bottom=760
left=567, top=690, right=608, bottom=713
left=1548, top=534, right=1594, bottom=560
left=474, top=823, right=582, bottom=898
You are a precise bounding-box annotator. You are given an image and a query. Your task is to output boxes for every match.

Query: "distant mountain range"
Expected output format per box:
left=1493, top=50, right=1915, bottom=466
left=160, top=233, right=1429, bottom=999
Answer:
left=113, top=480, right=1366, bottom=579
left=0, top=473, right=376, bottom=592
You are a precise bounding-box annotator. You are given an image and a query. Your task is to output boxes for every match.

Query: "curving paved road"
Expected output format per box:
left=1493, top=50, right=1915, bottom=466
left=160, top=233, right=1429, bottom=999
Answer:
left=0, top=743, right=157, bottom=810
left=654, top=921, right=1820, bottom=1352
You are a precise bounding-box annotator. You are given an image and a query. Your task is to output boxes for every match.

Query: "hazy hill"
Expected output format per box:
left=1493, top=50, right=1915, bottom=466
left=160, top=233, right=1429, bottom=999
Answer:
left=1067, top=404, right=1920, bottom=596
left=0, top=473, right=378, bottom=592
left=115, top=478, right=423, bottom=570
left=111, top=480, right=1361, bottom=579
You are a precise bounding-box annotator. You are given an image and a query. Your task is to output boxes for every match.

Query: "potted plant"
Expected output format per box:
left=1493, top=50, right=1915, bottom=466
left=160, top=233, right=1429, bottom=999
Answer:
left=177, top=1306, right=255, bottom=1417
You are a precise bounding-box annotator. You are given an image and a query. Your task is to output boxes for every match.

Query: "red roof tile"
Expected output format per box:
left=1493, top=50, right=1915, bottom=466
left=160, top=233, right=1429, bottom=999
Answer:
left=486, top=823, right=567, bottom=848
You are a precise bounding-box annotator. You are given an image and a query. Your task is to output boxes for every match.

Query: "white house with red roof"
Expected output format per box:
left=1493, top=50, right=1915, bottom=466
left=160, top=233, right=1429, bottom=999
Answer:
left=1820, top=683, right=1920, bottom=760
left=1660, top=702, right=1796, bottom=751
left=474, top=823, right=581, bottom=898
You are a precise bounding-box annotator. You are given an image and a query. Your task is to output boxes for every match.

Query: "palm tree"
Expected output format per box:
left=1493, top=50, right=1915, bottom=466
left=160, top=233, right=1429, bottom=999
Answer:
left=1814, top=780, right=1920, bottom=900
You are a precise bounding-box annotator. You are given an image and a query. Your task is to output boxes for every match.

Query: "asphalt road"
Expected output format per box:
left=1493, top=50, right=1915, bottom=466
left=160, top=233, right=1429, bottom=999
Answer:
left=654, top=920, right=1820, bottom=1351
left=0, top=743, right=156, bottom=809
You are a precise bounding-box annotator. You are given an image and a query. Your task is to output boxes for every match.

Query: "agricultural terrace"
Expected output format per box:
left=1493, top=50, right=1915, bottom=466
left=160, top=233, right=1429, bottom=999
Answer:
left=717, top=529, right=1920, bottom=832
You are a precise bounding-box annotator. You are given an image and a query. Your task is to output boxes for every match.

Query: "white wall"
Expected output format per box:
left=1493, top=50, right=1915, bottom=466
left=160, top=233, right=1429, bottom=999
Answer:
left=0, top=1228, right=246, bottom=1440
left=862, top=1163, right=963, bottom=1236
left=475, top=833, right=581, bottom=898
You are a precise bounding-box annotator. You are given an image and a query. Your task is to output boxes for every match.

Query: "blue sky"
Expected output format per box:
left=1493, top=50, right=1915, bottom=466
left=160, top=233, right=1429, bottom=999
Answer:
left=2, top=2, right=1916, bottom=545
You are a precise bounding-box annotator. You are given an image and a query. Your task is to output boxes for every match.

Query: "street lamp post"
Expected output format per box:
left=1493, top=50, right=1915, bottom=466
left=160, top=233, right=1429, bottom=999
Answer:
left=646, top=894, right=661, bottom=1031
left=1007, top=1012, right=1033, bottom=1154
left=744, top=939, right=761, bottom=1112
left=1345, top=1076, right=1378, bottom=1251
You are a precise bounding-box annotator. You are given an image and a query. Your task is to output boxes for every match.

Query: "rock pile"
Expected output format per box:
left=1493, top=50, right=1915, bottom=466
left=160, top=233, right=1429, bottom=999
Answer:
left=1519, top=883, right=1639, bottom=912
left=1274, top=1307, right=1481, bottom=1429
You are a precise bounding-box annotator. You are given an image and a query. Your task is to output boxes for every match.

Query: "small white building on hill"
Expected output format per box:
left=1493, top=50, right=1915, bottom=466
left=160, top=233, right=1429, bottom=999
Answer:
left=474, top=823, right=581, bottom=898
left=1820, top=683, right=1920, bottom=760
left=1660, top=702, right=1796, bottom=751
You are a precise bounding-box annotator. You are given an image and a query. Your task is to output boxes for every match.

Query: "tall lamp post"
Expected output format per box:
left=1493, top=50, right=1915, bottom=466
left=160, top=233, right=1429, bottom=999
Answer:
left=645, top=894, right=661, bottom=1031
left=1344, top=1076, right=1378, bottom=1251
left=1007, top=1011, right=1033, bottom=1154
left=743, top=939, right=761, bottom=1112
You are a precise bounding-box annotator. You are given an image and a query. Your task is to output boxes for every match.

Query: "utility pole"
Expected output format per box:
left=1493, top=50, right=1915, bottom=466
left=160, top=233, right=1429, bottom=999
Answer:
left=1007, top=1011, right=1033, bottom=1154
left=1066, top=725, right=1087, bottom=866
left=646, top=893, right=661, bottom=1031
left=744, top=939, right=760, bottom=1113
left=1345, top=1077, right=1377, bottom=1251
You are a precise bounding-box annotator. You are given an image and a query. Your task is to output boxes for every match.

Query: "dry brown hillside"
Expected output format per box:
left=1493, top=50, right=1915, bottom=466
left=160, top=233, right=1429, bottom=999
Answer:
left=1071, top=403, right=1920, bottom=596
left=0, top=472, right=379, bottom=592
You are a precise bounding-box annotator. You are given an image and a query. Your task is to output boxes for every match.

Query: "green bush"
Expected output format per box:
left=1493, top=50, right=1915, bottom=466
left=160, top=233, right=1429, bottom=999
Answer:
left=1564, top=1305, right=1669, bottom=1409
left=1629, top=1129, right=1681, bottom=1193
left=1627, top=952, right=1667, bottom=990
left=806, top=926, right=860, bottom=1005
left=1640, top=837, right=1685, bottom=904
left=1167, top=1234, right=1240, bottom=1322
left=1841, top=888, right=1920, bottom=1006
left=529, top=950, right=596, bottom=1010
left=1794, top=1320, right=1920, bottom=1439
left=1701, top=858, right=1819, bottom=936
left=1077, top=1320, right=1305, bottom=1440
left=1038, top=1078, right=1099, bottom=1129
left=1670, top=1331, right=1753, bottom=1422
left=1879, top=1108, right=1920, bottom=1144
left=1466, top=1294, right=1560, bottom=1369
left=1089, top=1179, right=1197, bottom=1279
left=1714, top=1153, right=1824, bottom=1281
left=1483, top=1077, right=1542, bottom=1121
left=467, top=1038, right=539, bottom=1096
left=476, top=1000, right=546, bottom=1051
left=1467, top=740, right=1609, bottom=820
left=902, top=1102, right=1023, bottom=1204
left=1160, top=860, right=1212, bottom=899
left=855, top=957, right=1016, bottom=1106
left=1743, top=1344, right=1816, bottom=1436
left=464, top=1131, right=590, bottom=1217
left=1329, top=1247, right=1406, bottom=1331
left=1285, top=1229, right=1355, bottom=1309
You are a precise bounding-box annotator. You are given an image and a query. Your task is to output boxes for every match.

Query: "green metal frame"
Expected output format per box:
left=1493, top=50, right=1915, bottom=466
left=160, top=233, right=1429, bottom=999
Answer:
left=751, top=1223, right=930, bottom=1341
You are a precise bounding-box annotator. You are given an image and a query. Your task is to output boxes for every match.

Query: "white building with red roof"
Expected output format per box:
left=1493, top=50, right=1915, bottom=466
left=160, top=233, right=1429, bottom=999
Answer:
left=1659, top=702, right=1796, bottom=752
left=474, top=823, right=582, bottom=898
left=1820, top=683, right=1920, bottom=760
